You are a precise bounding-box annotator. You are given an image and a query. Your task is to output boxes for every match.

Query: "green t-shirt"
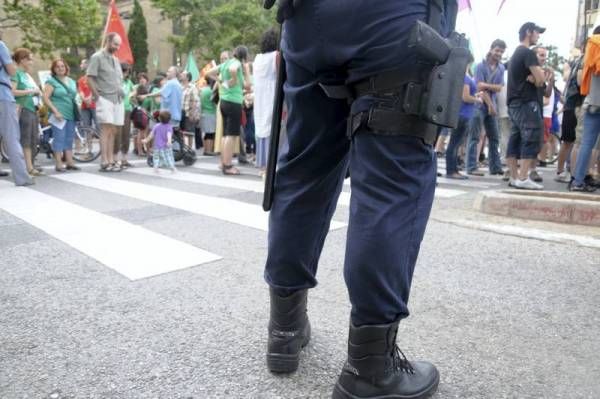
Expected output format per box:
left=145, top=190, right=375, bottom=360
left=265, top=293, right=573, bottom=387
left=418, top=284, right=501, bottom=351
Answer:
left=11, top=69, right=37, bottom=113
left=46, top=76, right=77, bottom=121
left=123, top=79, right=134, bottom=112
left=143, top=86, right=161, bottom=113
left=200, top=86, right=216, bottom=115
left=219, top=59, right=244, bottom=104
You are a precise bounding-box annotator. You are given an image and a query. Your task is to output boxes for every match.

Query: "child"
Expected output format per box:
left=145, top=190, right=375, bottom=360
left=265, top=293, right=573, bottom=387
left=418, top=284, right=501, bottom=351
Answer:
left=142, top=110, right=177, bottom=173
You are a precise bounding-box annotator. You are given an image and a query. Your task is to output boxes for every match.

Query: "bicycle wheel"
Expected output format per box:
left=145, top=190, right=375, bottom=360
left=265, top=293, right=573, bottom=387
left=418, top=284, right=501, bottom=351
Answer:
left=73, top=125, right=101, bottom=163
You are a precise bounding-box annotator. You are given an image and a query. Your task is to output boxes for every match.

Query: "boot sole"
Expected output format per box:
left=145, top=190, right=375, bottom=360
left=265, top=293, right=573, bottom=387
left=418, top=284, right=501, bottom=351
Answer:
left=331, top=374, right=439, bottom=399
left=267, top=332, right=311, bottom=374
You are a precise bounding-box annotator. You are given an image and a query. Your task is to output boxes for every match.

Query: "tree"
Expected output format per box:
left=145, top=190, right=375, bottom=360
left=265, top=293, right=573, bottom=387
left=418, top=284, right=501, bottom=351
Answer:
left=150, top=0, right=276, bottom=61
left=541, top=44, right=568, bottom=75
left=1, top=0, right=102, bottom=60
left=128, top=0, right=149, bottom=73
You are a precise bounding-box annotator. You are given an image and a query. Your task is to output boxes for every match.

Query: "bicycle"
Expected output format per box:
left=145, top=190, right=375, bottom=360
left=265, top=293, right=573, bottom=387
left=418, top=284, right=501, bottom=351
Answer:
left=0, top=122, right=101, bottom=163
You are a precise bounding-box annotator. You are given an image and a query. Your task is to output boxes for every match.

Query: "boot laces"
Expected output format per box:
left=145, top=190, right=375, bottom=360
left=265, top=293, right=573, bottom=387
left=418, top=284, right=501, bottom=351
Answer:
left=392, top=346, right=415, bottom=374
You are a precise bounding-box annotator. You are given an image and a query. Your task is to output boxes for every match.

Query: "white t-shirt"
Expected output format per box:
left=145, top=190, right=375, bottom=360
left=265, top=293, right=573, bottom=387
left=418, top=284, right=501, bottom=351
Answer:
left=543, top=88, right=555, bottom=118
left=253, top=51, right=278, bottom=139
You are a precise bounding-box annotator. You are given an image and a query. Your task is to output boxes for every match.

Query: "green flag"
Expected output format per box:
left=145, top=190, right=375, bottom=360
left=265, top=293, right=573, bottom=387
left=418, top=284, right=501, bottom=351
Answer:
left=185, top=52, right=200, bottom=82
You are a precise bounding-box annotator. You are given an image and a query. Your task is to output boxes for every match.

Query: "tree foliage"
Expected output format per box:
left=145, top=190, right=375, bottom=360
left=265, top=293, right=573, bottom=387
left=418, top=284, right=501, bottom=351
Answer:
left=128, top=0, right=149, bottom=73
left=150, top=0, right=276, bottom=61
left=0, top=0, right=102, bottom=59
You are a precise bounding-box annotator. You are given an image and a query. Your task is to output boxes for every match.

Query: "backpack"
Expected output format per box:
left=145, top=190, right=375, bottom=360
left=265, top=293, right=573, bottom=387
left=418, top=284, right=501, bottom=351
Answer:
left=131, top=106, right=149, bottom=129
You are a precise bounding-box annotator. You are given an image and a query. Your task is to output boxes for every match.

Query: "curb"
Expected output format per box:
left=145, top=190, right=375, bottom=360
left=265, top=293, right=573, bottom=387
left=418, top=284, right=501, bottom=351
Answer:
left=474, top=190, right=600, bottom=227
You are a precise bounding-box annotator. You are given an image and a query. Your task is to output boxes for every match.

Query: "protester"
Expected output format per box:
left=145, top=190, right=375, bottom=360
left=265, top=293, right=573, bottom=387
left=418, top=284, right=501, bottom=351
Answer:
left=87, top=32, right=125, bottom=172
left=207, top=45, right=251, bottom=175
left=77, top=59, right=97, bottom=130
left=243, top=91, right=255, bottom=161
left=199, top=76, right=217, bottom=155
left=142, top=110, right=176, bottom=173
left=113, top=63, right=134, bottom=168
left=530, top=46, right=555, bottom=183
left=180, top=70, right=200, bottom=148
left=43, top=59, right=80, bottom=173
left=11, top=48, right=43, bottom=176
left=506, top=22, right=548, bottom=190
left=253, top=29, right=278, bottom=176
left=446, top=54, right=482, bottom=179
left=0, top=35, right=33, bottom=185
left=140, top=66, right=182, bottom=128
left=131, top=72, right=150, bottom=156
left=570, top=26, right=600, bottom=192
left=466, top=39, right=506, bottom=177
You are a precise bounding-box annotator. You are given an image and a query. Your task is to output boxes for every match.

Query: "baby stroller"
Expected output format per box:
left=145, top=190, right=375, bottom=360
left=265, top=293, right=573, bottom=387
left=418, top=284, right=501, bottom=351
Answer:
left=137, top=108, right=197, bottom=167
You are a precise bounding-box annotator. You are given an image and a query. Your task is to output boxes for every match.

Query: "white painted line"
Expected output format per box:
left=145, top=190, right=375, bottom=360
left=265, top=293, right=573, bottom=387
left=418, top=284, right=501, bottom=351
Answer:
left=337, top=186, right=465, bottom=206
left=0, top=181, right=221, bottom=280
left=441, top=219, right=600, bottom=249
left=125, top=167, right=265, bottom=192
left=192, top=162, right=261, bottom=176
left=50, top=173, right=347, bottom=232
left=436, top=177, right=499, bottom=189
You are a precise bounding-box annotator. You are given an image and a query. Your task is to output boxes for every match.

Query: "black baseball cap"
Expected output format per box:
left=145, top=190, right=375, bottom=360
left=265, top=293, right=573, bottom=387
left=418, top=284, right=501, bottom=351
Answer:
left=519, top=22, right=546, bottom=36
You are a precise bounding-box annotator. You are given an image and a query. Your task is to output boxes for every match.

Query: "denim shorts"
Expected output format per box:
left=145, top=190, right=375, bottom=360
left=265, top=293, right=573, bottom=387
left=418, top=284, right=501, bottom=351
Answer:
left=506, top=101, right=543, bottom=159
left=51, top=119, right=76, bottom=152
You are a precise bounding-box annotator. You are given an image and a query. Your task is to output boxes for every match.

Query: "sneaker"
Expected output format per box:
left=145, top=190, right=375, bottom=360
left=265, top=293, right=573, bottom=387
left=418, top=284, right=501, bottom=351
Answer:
left=508, top=178, right=518, bottom=188
left=467, top=169, right=485, bottom=176
left=515, top=178, right=543, bottom=190
left=554, top=170, right=571, bottom=183
left=529, top=170, right=543, bottom=183
left=584, top=174, right=600, bottom=188
left=569, top=182, right=597, bottom=193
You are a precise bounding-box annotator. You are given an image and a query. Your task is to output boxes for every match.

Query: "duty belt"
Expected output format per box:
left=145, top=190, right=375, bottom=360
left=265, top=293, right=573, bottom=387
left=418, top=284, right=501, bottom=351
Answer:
left=320, top=67, right=439, bottom=145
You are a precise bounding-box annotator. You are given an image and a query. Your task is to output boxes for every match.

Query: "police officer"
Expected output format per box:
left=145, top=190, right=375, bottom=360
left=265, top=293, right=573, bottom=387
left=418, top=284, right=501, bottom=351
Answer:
left=264, top=1, right=462, bottom=398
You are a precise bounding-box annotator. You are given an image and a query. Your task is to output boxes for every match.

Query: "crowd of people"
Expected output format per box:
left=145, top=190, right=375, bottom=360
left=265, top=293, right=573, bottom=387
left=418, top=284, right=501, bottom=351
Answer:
left=0, top=29, right=281, bottom=184
left=2, top=24, right=600, bottom=194
left=438, top=22, right=600, bottom=193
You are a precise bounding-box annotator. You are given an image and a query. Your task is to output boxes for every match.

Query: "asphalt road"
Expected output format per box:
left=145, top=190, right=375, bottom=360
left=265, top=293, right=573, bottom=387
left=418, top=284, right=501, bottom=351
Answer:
left=1, top=155, right=598, bottom=399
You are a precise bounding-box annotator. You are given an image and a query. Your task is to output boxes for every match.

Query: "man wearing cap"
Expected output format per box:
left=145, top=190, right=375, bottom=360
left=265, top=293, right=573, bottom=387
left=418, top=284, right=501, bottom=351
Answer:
left=506, top=22, right=549, bottom=190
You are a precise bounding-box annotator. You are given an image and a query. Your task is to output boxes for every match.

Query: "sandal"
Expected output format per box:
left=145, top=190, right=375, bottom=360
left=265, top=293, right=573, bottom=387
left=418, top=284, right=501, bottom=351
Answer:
left=120, top=160, right=133, bottom=168
left=55, top=166, right=67, bottom=173
left=222, top=164, right=240, bottom=175
left=28, top=169, right=44, bottom=176
left=109, top=163, right=122, bottom=172
left=99, top=163, right=110, bottom=172
left=66, top=164, right=80, bottom=171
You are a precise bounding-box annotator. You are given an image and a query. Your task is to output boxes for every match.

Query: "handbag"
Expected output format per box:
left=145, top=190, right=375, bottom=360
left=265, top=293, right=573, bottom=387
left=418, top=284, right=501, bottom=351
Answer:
left=53, top=76, right=81, bottom=122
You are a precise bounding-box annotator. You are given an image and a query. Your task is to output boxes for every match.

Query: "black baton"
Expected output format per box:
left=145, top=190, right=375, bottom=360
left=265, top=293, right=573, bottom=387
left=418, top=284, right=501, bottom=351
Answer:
left=262, top=51, right=286, bottom=211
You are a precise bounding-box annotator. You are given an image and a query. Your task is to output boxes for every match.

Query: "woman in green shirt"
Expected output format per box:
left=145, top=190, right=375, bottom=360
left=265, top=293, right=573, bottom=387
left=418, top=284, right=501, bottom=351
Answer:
left=10, top=48, right=42, bottom=176
left=43, top=58, right=80, bottom=172
left=200, top=76, right=217, bottom=155
left=207, top=46, right=251, bottom=175
left=114, top=63, right=135, bottom=167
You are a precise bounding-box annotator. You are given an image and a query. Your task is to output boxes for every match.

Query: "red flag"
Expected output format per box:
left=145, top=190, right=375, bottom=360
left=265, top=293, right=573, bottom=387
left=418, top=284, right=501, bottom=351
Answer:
left=497, top=0, right=507, bottom=15
left=103, top=0, right=134, bottom=65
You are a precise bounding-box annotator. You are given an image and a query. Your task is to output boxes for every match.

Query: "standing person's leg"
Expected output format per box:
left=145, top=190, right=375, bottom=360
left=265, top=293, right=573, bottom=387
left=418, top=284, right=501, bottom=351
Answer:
left=556, top=108, right=576, bottom=179
left=515, top=102, right=543, bottom=188
left=446, top=117, right=469, bottom=177
left=572, top=112, right=600, bottom=186
left=121, top=111, right=131, bottom=164
left=51, top=123, right=66, bottom=171
left=466, top=108, right=484, bottom=175
left=113, top=124, right=122, bottom=163
left=264, top=50, right=351, bottom=373
left=506, top=106, right=523, bottom=183
left=19, top=109, right=37, bottom=174
left=484, top=114, right=503, bottom=174
left=0, top=101, right=33, bottom=185
left=99, top=124, right=111, bottom=167
left=63, top=120, right=78, bottom=169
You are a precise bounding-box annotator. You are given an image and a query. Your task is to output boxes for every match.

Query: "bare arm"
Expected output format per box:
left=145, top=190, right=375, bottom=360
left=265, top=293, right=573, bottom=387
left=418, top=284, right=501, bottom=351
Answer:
left=86, top=76, right=100, bottom=100
left=477, top=82, right=503, bottom=93
left=3, top=63, right=16, bottom=77
left=462, top=84, right=481, bottom=104
left=43, top=83, right=63, bottom=120
left=528, top=65, right=546, bottom=87
left=577, top=69, right=583, bottom=87
left=11, top=81, right=38, bottom=97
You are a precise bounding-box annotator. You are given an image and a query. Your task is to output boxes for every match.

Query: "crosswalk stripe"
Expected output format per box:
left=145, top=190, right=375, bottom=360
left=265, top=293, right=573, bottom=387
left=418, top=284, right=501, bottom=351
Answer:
left=0, top=180, right=221, bottom=280
left=435, top=177, right=499, bottom=189
left=125, top=168, right=467, bottom=201
left=50, top=173, right=347, bottom=232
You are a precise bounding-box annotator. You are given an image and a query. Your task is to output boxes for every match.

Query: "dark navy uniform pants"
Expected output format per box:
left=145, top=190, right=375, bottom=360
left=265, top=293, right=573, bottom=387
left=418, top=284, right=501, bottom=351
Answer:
left=264, top=0, right=436, bottom=326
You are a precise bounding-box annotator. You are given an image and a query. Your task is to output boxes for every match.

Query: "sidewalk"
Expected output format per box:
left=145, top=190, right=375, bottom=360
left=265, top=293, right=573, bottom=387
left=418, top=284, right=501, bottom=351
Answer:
left=475, top=189, right=600, bottom=227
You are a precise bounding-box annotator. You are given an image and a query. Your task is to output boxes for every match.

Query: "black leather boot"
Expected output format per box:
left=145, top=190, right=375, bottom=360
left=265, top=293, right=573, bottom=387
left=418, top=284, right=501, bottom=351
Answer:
left=332, top=320, right=439, bottom=399
left=266, top=288, right=311, bottom=373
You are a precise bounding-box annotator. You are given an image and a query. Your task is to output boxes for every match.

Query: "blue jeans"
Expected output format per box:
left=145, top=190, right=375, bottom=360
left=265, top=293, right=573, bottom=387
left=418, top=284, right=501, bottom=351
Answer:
left=50, top=119, right=76, bottom=152
left=466, top=107, right=502, bottom=173
left=446, top=116, right=470, bottom=175
left=573, top=111, right=600, bottom=185
left=264, top=0, right=436, bottom=326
